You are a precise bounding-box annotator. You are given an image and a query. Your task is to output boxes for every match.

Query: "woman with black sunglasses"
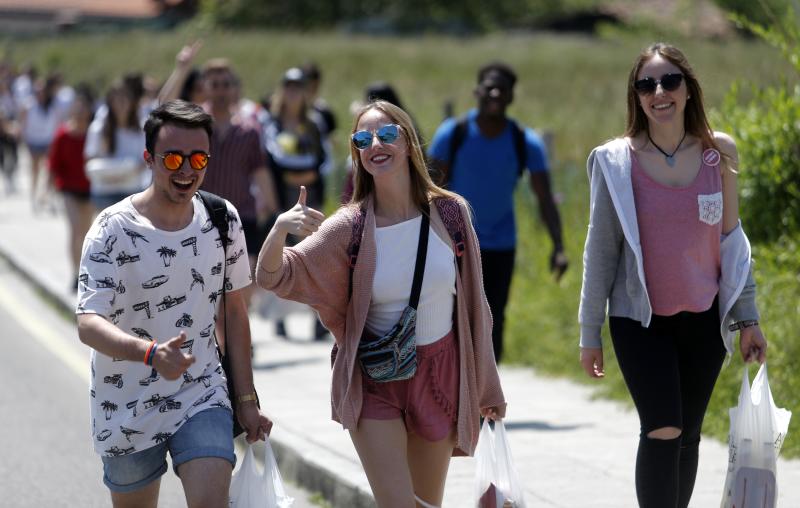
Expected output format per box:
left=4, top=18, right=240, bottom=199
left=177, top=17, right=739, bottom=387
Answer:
left=256, top=100, right=505, bottom=507
left=579, top=43, right=767, bottom=508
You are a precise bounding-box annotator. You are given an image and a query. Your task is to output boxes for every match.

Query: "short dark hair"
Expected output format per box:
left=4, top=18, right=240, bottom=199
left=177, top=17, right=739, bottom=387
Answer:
left=301, top=61, right=320, bottom=81
left=144, top=100, right=213, bottom=154
left=477, top=61, right=518, bottom=88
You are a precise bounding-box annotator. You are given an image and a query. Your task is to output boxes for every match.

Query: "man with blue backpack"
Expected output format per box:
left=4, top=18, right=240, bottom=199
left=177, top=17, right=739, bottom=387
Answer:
left=428, top=61, right=568, bottom=363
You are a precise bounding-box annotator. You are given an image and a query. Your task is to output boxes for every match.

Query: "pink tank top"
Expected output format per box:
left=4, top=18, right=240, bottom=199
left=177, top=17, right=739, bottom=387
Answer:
left=631, top=148, right=722, bottom=316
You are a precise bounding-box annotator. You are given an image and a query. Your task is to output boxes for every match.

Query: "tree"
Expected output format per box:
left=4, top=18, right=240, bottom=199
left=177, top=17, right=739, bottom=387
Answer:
left=157, top=246, right=177, bottom=267
left=101, top=400, right=119, bottom=421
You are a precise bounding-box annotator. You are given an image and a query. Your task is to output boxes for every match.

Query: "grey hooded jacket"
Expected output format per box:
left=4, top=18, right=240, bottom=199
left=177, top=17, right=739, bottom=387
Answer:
left=579, top=138, right=759, bottom=354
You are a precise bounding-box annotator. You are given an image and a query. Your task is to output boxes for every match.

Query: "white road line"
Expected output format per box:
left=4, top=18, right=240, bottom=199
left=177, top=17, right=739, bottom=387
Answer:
left=0, top=284, right=89, bottom=383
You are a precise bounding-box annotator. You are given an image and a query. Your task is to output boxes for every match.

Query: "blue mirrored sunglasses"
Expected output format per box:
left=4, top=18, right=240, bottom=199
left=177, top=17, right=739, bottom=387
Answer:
left=351, top=124, right=400, bottom=150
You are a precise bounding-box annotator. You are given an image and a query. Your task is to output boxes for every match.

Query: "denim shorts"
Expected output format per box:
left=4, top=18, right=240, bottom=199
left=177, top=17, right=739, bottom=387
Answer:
left=101, top=408, right=236, bottom=493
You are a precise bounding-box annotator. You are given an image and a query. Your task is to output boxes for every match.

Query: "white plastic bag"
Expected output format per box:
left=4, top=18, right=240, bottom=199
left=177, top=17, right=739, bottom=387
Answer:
left=474, top=419, right=526, bottom=508
left=720, top=364, right=791, bottom=508
left=229, top=441, right=294, bottom=508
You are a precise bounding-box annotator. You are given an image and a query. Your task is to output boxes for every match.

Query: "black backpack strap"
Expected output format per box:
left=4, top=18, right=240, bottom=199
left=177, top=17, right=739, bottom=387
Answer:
left=196, top=190, right=256, bottom=436
left=508, top=118, right=528, bottom=178
left=447, top=116, right=526, bottom=182
left=434, top=197, right=467, bottom=273
left=444, top=116, right=469, bottom=187
left=197, top=190, right=231, bottom=249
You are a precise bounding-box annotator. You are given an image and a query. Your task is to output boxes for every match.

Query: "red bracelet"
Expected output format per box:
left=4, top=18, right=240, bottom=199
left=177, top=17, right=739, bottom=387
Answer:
left=144, top=341, right=156, bottom=365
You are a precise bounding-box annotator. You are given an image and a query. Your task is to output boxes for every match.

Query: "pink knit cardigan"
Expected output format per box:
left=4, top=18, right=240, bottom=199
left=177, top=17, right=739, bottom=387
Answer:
left=256, top=195, right=506, bottom=456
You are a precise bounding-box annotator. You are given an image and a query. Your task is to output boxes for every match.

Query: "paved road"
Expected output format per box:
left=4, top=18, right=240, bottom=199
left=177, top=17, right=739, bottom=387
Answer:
left=0, top=260, right=321, bottom=507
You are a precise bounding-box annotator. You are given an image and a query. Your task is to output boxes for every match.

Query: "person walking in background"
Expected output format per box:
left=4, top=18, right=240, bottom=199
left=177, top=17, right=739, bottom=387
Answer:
left=18, top=75, right=63, bottom=211
left=76, top=100, right=272, bottom=507
left=199, top=58, right=277, bottom=309
left=302, top=61, right=336, bottom=178
left=302, top=61, right=337, bottom=139
left=428, top=61, right=568, bottom=363
left=578, top=43, right=768, bottom=508
left=48, top=84, right=95, bottom=289
left=263, top=67, right=329, bottom=339
left=84, top=79, right=148, bottom=213
left=0, top=71, right=19, bottom=195
left=265, top=67, right=328, bottom=213
left=257, top=100, right=505, bottom=507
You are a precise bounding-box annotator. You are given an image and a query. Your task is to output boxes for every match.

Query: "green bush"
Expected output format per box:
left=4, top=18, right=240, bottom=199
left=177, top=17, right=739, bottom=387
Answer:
left=716, top=84, right=800, bottom=242
left=714, top=6, right=800, bottom=242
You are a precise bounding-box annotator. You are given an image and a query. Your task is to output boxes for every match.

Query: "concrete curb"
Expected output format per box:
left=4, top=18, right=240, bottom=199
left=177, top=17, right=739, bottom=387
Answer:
left=0, top=241, right=374, bottom=508
left=243, top=427, right=376, bottom=508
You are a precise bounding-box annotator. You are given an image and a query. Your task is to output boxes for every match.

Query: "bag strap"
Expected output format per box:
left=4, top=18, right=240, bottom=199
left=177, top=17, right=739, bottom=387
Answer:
left=408, top=207, right=430, bottom=310
left=347, top=206, right=367, bottom=301
left=433, top=197, right=467, bottom=273
left=347, top=199, right=466, bottom=302
left=197, top=190, right=231, bottom=249
left=196, top=190, right=230, bottom=354
left=444, top=116, right=469, bottom=187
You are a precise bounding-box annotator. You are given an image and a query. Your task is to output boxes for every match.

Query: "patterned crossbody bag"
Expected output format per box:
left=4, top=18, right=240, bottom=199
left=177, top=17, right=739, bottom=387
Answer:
left=356, top=207, right=430, bottom=382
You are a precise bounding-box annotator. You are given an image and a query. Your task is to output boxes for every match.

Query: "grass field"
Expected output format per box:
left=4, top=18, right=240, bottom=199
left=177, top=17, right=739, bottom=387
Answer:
left=4, top=27, right=797, bottom=456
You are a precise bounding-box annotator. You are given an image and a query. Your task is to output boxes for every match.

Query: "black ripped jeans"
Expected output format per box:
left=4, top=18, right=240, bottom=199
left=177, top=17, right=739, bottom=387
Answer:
left=609, top=297, right=727, bottom=508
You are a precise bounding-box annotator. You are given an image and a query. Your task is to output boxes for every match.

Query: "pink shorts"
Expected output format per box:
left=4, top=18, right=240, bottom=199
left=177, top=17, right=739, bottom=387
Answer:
left=360, top=330, right=459, bottom=442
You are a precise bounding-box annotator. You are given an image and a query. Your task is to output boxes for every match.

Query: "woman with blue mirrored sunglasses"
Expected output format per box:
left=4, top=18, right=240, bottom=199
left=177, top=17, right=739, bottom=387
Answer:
left=257, top=100, right=506, bottom=508
left=351, top=123, right=401, bottom=150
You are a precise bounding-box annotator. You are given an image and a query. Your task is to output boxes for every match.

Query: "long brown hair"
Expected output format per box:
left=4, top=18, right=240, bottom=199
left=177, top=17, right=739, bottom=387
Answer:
left=103, top=80, right=140, bottom=156
left=349, top=101, right=459, bottom=211
left=624, top=43, right=724, bottom=164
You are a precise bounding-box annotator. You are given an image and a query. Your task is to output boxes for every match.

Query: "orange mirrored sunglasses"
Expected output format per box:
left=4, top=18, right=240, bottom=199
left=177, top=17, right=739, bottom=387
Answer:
left=156, top=151, right=210, bottom=171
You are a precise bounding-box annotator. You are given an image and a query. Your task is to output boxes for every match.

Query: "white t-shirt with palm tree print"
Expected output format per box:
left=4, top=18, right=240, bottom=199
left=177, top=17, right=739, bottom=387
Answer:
left=76, top=195, right=251, bottom=457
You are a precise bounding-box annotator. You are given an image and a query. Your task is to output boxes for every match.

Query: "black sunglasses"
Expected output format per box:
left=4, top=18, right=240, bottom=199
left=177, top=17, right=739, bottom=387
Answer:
left=633, top=73, right=684, bottom=95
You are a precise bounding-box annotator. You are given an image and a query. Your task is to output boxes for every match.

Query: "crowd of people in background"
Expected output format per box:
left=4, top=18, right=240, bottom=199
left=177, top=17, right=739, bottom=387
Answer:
left=0, top=41, right=567, bottom=353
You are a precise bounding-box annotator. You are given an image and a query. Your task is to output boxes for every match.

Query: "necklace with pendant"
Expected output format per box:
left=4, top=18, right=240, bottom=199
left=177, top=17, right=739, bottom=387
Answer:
left=647, top=130, right=686, bottom=167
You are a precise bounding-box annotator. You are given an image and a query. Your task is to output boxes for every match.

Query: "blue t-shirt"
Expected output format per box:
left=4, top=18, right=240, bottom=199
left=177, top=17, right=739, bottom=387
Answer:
left=428, top=109, right=549, bottom=250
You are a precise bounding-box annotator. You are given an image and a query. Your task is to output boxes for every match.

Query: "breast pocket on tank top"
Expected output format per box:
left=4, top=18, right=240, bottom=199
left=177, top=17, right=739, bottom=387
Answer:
left=698, top=192, right=723, bottom=225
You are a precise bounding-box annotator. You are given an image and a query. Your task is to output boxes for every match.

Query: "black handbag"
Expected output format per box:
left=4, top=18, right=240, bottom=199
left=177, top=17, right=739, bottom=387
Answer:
left=197, top=190, right=260, bottom=437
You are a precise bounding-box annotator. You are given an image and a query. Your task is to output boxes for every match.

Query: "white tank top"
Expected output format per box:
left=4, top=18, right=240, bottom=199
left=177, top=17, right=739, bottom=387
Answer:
left=366, top=215, right=456, bottom=345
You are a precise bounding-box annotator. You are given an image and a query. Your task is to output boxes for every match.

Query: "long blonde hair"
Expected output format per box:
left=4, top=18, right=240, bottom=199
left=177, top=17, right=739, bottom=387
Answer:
left=349, top=100, right=459, bottom=211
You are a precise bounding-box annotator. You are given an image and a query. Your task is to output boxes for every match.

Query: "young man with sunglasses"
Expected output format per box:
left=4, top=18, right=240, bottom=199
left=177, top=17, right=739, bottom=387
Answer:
left=76, top=100, right=272, bottom=507
left=428, top=61, right=568, bottom=363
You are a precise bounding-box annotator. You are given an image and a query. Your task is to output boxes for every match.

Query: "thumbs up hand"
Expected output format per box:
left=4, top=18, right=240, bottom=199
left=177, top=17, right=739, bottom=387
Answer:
left=275, top=186, right=326, bottom=238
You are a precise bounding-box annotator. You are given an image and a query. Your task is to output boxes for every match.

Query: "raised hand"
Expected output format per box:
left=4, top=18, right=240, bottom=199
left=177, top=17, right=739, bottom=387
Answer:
left=152, top=331, right=196, bottom=380
left=276, top=186, right=325, bottom=238
left=176, top=40, right=202, bottom=68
